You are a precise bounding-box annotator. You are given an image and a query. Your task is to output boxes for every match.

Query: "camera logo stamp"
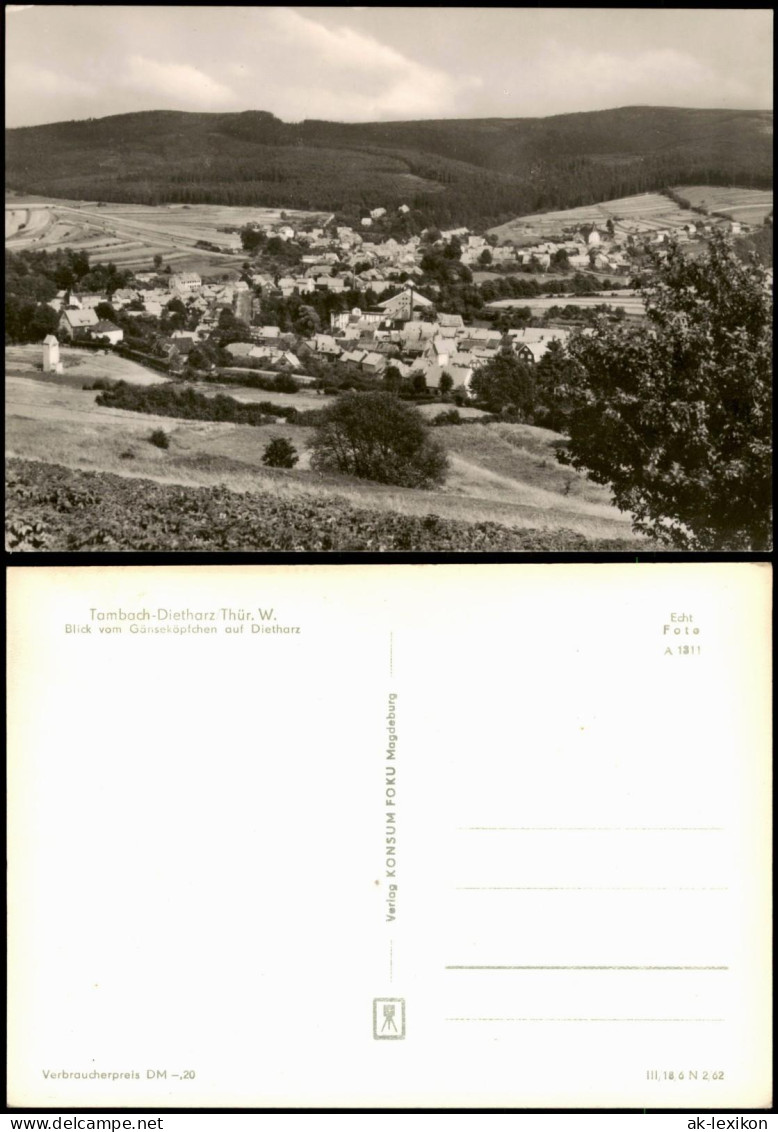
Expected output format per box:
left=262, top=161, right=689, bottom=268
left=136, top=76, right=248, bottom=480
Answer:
left=373, top=997, right=405, bottom=1039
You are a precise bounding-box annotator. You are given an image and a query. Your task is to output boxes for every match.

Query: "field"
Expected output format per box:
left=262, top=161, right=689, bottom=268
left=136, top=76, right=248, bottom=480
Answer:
left=487, top=291, right=646, bottom=317
left=5, top=195, right=329, bottom=277
left=6, top=345, right=639, bottom=546
left=487, top=193, right=700, bottom=244
left=5, top=344, right=170, bottom=388
left=673, top=185, right=773, bottom=224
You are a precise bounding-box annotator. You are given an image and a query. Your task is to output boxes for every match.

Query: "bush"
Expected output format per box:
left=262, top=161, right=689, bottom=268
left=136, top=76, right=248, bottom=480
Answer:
left=149, top=429, right=170, bottom=450
left=431, top=409, right=462, bottom=426
left=262, top=438, right=299, bottom=468
left=95, top=382, right=313, bottom=427
left=82, top=378, right=117, bottom=391
left=311, top=391, right=448, bottom=488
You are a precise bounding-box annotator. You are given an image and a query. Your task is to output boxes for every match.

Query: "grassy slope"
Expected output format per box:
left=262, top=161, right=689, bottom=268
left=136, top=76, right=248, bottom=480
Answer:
left=6, top=458, right=644, bottom=552
left=6, top=345, right=636, bottom=541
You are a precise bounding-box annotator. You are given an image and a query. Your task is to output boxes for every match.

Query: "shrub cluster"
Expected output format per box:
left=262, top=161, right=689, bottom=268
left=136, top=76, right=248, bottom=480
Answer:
left=94, top=381, right=323, bottom=427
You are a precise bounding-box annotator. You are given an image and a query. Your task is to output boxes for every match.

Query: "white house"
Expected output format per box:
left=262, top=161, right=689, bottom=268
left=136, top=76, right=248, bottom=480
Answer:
left=309, top=334, right=343, bottom=358
left=90, top=320, right=124, bottom=346
left=370, top=207, right=387, bottom=220
left=74, top=293, right=104, bottom=310
left=252, top=325, right=283, bottom=344
left=361, top=351, right=386, bottom=375
left=249, top=346, right=301, bottom=369
left=378, top=287, right=433, bottom=321
left=169, top=272, right=202, bottom=293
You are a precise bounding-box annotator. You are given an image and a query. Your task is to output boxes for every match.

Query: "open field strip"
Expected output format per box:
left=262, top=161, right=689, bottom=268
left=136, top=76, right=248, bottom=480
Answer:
left=487, top=291, right=646, bottom=316
left=674, top=185, right=773, bottom=223
left=5, top=209, right=29, bottom=238
left=5, top=345, right=171, bottom=387
left=6, top=206, right=55, bottom=245
left=489, top=193, right=692, bottom=243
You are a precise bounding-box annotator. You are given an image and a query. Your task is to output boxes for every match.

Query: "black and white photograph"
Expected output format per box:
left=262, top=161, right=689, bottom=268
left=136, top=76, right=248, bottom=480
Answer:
left=4, top=6, right=773, bottom=552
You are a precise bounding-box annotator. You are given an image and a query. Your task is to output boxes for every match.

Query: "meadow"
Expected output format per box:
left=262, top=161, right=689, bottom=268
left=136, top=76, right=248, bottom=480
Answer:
left=6, top=345, right=638, bottom=545
left=673, top=185, right=773, bottom=224
left=487, top=292, right=646, bottom=317
left=486, top=187, right=772, bottom=247
left=487, top=192, right=695, bottom=243
left=5, top=196, right=328, bottom=277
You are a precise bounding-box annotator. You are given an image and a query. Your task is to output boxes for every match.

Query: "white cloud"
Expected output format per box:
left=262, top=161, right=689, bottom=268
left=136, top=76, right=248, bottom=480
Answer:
left=122, top=55, right=235, bottom=109
left=254, top=7, right=480, bottom=120
left=516, top=42, right=754, bottom=115
left=7, top=63, right=96, bottom=100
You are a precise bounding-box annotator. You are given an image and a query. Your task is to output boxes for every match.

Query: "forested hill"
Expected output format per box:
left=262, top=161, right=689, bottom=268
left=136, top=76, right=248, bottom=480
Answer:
left=6, top=106, right=772, bottom=230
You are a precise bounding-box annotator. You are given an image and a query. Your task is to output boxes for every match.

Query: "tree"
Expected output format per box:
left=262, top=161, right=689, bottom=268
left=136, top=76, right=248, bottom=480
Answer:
left=262, top=438, right=299, bottom=468
left=167, top=297, right=187, bottom=317
left=439, top=372, right=454, bottom=398
left=187, top=341, right=219, bottom=372
left=478, top=248, right=493, bottom=266
left=240, top=225, right=265, bottom=253
left=555, top=233, right=772, bottom=550
left=95, top=301, right=116, bottom=323
left=533, top=338, right=577, bottom=430
left=153, top=254, right=163, bottom=270
left=383, top=364, right=402, bottom=395
left=469, top=353, right=537, bottom=418
left=293, top=304, right=321, bottom=338
left=311, top=392, right=448, bottom=488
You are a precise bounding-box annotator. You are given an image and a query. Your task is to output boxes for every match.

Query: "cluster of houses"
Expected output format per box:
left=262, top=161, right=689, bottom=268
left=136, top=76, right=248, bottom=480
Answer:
left=492, top=215, right=749, bottom=275
left=43, top=239, right=573, bottom=393
left=219, top=284, right=571, bottom=394
left=46, top=271, right=259, bottom=358
left=42, top=204, right=750, bottom=393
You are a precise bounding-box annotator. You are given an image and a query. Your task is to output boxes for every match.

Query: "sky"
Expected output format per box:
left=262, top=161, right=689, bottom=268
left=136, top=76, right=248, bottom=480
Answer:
left=5, top=6, right=774, bottom=129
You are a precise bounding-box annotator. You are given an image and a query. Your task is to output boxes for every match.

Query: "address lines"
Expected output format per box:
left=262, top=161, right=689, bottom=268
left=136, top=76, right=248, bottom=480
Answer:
left=446, top=824, right=728, bottom=1022
left=454, top=824, right=727, bottom=891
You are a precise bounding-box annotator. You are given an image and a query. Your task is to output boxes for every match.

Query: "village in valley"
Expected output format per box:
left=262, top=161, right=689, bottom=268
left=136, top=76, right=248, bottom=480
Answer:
left=24, top=191, right=761, bottom=399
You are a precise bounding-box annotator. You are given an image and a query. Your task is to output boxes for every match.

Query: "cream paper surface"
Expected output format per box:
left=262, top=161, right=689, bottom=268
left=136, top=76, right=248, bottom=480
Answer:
left=6, top=565, right=772, bottom=1108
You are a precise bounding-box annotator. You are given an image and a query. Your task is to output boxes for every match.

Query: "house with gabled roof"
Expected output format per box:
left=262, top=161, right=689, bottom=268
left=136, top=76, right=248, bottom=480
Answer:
left=437, top=313, right=465, bottom=330
left=169, top=272, right=202, bottom=293
left=90, top=320, right=124, bottom=345
left=308, top=334, right=343, bottom=359
left=58, top=308, right=98, bottom=338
